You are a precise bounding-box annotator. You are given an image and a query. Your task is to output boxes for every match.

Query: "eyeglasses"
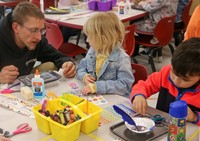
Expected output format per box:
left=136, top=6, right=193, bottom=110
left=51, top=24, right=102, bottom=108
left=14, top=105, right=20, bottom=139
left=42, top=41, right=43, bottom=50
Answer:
left=21, top=25, right=46, bottom=35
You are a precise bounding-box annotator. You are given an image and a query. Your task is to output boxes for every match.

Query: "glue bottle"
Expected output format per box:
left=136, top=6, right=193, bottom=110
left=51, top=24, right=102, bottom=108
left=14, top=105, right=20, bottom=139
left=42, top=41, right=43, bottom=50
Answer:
left=31, top=69, right=45, bottom=99
left=118, top=0, right=125, bottom=14
left=125, top=0, right=132, bottom=14
left=168, top=100, right=187, bottom=141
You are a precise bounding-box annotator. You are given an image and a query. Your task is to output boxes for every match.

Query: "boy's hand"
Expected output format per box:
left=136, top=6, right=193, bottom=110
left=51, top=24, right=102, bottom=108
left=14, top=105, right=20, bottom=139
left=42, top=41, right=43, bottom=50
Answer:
left=132, top=95, right=147, bottom=116
left=187, top=107, right=198, bottom=122
left=83, top=75, right=95, bottom=85
left=82, top=85, right=92, bottom=95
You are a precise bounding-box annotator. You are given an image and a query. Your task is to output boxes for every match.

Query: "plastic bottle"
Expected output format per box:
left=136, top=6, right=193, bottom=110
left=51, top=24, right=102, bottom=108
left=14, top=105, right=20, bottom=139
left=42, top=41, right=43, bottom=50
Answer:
left=168, top=100, right=188, bottom=141
left=125, top=0, right=132, bottom=14
left=118, top=0, right=125, bottom=14
left=31, top=69, right=45, bottom=99
left=40, top=0, right=44, bottom=13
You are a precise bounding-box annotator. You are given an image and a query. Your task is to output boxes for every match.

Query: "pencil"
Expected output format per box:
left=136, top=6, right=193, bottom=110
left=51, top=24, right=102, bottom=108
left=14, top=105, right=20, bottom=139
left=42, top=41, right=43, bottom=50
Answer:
left=49, top=6, right=66, bottom=12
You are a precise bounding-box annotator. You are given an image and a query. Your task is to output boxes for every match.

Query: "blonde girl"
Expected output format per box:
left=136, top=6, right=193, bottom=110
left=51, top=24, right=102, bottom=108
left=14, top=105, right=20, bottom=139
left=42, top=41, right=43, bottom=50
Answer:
left=76, top=12, right=134, bottom=95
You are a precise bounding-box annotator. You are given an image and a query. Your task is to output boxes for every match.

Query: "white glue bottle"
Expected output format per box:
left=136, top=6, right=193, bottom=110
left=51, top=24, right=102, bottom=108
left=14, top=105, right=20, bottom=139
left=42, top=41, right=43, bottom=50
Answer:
left=118, top=0, right=125, bottom=14
left=125, top=0, right=132, bottom=14
left=32, top=69, right=45, bottom=99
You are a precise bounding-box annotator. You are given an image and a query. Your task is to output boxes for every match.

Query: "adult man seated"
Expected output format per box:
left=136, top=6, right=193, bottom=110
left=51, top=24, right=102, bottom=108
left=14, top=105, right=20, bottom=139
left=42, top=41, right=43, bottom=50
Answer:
left=0, top=2, right=76, bottom=84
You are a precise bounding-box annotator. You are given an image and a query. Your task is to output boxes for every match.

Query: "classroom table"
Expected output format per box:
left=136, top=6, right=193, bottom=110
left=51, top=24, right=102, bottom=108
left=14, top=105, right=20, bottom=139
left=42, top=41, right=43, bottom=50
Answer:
left=44, top=9, right=148, bottom=30
left=0, top=72, right=199, bottom=141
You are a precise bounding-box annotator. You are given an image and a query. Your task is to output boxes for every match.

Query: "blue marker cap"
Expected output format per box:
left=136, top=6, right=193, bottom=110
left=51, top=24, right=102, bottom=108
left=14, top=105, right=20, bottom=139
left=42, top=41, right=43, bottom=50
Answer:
left=169, top=100, right=188, bottom=118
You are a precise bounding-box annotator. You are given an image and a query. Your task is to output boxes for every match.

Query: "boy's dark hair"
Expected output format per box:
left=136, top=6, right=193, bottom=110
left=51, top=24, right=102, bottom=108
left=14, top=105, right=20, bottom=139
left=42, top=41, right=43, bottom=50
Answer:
left=171, top=37, right=200, bottom=77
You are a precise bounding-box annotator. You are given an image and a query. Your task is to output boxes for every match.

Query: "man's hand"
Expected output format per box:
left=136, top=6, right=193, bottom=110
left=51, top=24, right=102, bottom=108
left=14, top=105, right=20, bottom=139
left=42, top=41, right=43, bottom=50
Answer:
left=0, top=65, right=19, bottom=84
left=62, top=62, right=76, bottom=78
left=132, top=95, right=147, bottom=116
left=0, top=135, right=12, bottom=141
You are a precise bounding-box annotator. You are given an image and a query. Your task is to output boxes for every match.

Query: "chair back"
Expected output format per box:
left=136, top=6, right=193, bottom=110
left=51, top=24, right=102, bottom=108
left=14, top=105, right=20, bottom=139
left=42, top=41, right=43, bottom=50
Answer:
left=45, top=21, right=64, bottom=49
left=182, top=0, right=192, bottom=28
left=131, top=63, right=148, bottom=86
left=31, top=0, right=55, bottom=10
left=154, top=15, right=176, bottom=46
left=123, top=24, right=135, bottom=56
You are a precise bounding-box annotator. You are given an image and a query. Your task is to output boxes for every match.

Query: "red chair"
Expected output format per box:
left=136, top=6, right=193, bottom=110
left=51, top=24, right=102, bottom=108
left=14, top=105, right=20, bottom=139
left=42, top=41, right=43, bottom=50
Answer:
left=131, top=63, right=148, bottom=86
left=45, top=21, right=87, bottom=57
left=123, top=24, right=138, bottom=63
left=31, top=0, right=55, bottom=10
left=174, top=0, right=193, bottom=46
left=135, top=15, right=176, bottom=72
left=123, top=24, right=135, bottom=56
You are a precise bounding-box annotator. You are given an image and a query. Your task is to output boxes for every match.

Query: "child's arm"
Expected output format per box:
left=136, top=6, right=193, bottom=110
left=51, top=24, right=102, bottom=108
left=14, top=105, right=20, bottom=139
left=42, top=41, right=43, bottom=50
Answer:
left=130, top=66, right=164, bottom=101
left=132, top=95, right=148, bottom=115
left=138, top=0, right=163, bottom=12
left=130, top=65, right=169, bottom=115
left=188, top=107, right=200, bottom=126
left=76, top=49, right=94, bottom=82
left=94, top=55, right=134, bottom=95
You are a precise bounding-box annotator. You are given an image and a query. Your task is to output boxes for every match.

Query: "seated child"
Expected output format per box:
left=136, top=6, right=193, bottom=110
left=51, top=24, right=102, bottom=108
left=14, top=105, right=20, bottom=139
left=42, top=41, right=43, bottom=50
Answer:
left=76, top=12, right=134, bottom=96
left=130, top=38, right=200, bottom=125
left=133, top=0, right=178, bottom=44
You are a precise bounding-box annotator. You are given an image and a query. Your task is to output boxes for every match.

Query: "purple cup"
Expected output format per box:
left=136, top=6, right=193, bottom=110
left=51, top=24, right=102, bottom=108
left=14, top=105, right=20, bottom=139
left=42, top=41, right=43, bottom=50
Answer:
left=97, top=1, right=112, bottom=11
left=111, top=0, right=117, bottom=7
left=88, top=0, right=98, bottom=11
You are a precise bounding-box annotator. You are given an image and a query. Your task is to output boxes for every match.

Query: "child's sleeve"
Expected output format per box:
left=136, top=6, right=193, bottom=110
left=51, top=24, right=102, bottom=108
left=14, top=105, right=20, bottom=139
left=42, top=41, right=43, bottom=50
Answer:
left=193, top=111, right=200, bottom=126
left=130, top=65, right=168, bottom=102
left=95, top=55, right=134, bottom=95
left=76, top=49, right=93, bottom=81
left=141, top=0, right=163, bottom=12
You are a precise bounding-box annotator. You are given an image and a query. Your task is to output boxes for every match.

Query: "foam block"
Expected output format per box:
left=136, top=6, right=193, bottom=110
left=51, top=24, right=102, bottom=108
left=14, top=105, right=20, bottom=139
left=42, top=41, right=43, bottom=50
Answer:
left=21, top=86, right=33, bottom=100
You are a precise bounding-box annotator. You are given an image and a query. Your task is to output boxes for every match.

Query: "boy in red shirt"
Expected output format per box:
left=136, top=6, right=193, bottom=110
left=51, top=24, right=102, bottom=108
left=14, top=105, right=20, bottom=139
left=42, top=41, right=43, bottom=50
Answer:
left=130, top=38, right=200, bottom=125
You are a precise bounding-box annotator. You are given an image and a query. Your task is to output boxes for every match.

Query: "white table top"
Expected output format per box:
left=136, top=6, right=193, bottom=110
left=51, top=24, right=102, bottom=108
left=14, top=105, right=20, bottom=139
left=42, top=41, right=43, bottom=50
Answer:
left=0, top=74, right=199, bottom=141
left=45, top=9, right=147, bottom=29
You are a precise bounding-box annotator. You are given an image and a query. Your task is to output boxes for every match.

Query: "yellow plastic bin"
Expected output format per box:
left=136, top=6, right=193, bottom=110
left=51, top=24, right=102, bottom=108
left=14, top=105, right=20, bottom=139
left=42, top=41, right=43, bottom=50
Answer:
left=33, top=104, right=51, bottom=134
left=32, top=99, right=86, bottom=141
left=60, top=94, right=103, bottom=134
left=61, top=93, right=84, bottom=105
left=77, top=100, right=103, bottom=134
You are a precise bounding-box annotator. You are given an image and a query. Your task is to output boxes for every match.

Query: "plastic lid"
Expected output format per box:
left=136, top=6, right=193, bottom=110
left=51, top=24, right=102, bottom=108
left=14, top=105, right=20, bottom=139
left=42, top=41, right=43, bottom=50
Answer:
left=169, top=100, right=188, bottom=118
left=35, top=69, right=40, bottom=78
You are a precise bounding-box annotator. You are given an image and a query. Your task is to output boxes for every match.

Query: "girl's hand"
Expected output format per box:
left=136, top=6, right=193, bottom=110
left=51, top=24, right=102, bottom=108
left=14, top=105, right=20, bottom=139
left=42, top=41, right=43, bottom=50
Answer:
left=187, top=107, right=198, bottom=122
left=83, top=75, right=95, bottom=85
left=132, top=95, right=147, bottom=116
left=82, top=85, right=92, bottom=95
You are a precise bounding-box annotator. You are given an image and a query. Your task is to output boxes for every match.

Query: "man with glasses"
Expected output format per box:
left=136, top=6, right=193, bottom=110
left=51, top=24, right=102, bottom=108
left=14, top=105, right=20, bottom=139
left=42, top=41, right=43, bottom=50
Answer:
left=0, top=2, right=76, bottom=84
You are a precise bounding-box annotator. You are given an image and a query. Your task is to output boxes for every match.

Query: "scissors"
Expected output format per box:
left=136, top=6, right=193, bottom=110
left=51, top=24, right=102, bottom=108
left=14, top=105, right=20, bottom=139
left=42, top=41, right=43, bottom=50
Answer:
left=8, top=123, right=32, bottom=138
left=0, top=82, right=20, bottom=94
left=151, top=114, right=166, bottom=124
